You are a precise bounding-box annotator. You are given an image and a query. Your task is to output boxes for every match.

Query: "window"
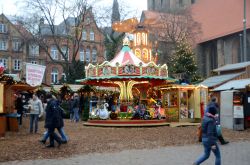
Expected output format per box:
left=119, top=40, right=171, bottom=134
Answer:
left=13, top=59, right=21, bottom=70
left=92, top=48, right=97, bottom=62
left=51, top=68, right=58, bottom=84
left=80, top=48, right=85, bottom=61
left=90, top=30, right=95, bottom=41
left=86, top=17, right=91, bottom=24
left=29, top=44, right=39, bottom=56
left=0, top=40, right=7, bottom=50
left=31, top=61, right=37, bottom=64
left=61, top=46, right=69, bottom=60
left=12, top=40, right=22, bottom=52
left=61, top=73, right=66, bottom=81
left=50, top=45, right=58, bottom=60
left=82, top=30, right=87, bottom=40
left=179, top=0, right=184, bottom=7
left=86, top=48, right=90, bottom=62
left=0, top=58, right=7, bottom=68
left=0, top=24, right=7, bottom=33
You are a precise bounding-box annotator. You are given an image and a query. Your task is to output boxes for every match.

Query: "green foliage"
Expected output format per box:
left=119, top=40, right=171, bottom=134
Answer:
left=61, top=60, right=85, bottom=84
left=169, top=41, right=201, bottom=83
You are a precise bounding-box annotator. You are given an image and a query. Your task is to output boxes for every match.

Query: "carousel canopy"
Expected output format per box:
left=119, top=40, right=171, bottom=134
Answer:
left=109, top=45, right=146, bottom=67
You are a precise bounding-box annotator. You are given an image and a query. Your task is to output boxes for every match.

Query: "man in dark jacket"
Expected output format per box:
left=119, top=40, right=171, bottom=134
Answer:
left=44, top=93, right=62, bottom=148
left=193, top=107, right=221, bottom=165
left=15, top=93, right=23, bottom=125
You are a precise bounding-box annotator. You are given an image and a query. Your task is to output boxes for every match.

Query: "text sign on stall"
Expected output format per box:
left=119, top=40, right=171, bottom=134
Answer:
left=26, top=63, right=46, bottom=87
left=233, top=105, right=244, bottom=118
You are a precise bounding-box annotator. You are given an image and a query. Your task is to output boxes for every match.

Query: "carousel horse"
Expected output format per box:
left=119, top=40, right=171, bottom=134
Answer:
left=98, top=103, right=110, bottom=120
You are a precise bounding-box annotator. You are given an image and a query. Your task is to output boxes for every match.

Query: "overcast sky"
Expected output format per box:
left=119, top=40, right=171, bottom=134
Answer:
left=0, top=0, right=147, bottom=17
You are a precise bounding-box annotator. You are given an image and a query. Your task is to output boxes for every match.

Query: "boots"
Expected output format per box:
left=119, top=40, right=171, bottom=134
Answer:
left=218, top=135, right=229, bottom=145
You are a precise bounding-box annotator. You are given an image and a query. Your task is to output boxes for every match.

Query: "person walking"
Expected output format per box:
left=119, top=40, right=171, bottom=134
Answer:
left=193, top=106, right=221, bottom=165
left=44, top=93, right=62, bottom=148
left=29, top=94, right=43, bottom=133
left=72, top=93, right=80, bottom=122
left=206, top=97, right=229, bottom=145
left=15, top=93, right=24, bottom=125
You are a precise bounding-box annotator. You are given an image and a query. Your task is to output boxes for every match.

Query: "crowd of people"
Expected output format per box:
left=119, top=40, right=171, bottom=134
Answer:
left=14, top=91, right=86, bottom=148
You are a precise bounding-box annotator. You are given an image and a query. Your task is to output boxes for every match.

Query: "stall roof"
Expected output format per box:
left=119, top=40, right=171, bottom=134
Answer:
left=52, top=84, right=83, bottom=92
left=199, top=72, right=244, bottom=88
left=213, top=78, right=250, bottom=91
left=213, top=61, right=250, bottom=72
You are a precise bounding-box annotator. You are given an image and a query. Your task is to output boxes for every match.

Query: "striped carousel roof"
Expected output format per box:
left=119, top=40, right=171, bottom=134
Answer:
left=109, top=46, right=146, bottom=67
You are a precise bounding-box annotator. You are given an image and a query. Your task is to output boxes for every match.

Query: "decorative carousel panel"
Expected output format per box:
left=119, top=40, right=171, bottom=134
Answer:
left=118, top=65, right=140, bottom=75
left=88, top=68, right=96, bottom=77
left=98, top=66, right=115, bottom=76
left=160, top=68, right=168, bottom=77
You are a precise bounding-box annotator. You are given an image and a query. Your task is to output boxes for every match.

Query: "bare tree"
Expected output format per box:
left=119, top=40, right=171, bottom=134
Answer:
left=17, top=0, right=104, bottom=83
left=143, top=9, right=202, bottom=64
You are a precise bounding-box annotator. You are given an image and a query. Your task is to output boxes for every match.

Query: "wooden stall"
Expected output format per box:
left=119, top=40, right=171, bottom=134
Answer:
left=160, top=85, right=208, bottom=122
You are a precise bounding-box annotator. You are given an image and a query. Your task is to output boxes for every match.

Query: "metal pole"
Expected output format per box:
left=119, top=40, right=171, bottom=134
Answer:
left=240, top=34, right=243, bottom=62
left=243, top=0, right=247, bottom=61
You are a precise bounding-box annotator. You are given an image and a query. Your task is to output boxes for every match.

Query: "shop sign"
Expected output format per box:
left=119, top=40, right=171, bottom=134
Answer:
left=26, top=63, right=46, bottom=87
left=233, top=105, right=244, bottom=118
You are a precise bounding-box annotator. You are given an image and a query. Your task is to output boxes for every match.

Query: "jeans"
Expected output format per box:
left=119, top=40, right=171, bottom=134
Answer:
left=73, top=108, right=79, bottom=122
left=42, top=127, right=68, bottom=142
left=29, top=114, right=39, bottom=133
left=48, top=127, right=62, bottom=146
left=194, top=139, right=221, bottom=165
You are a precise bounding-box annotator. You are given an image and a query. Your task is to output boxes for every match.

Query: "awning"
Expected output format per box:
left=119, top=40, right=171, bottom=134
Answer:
left=199, top=72, right=244, bottom=88
left=213, top=78, right=250, bottom=91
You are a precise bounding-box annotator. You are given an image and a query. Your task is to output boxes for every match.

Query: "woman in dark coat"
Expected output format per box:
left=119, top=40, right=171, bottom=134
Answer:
left=44, top=93, right=62, bottom=148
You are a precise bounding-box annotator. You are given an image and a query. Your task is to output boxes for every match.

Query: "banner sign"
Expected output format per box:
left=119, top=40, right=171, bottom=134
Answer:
left=26, top=63, right=46, bottom=87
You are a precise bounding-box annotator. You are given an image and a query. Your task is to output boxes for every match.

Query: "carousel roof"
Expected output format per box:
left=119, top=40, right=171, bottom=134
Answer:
left=109, top=45, right=146, bottom=67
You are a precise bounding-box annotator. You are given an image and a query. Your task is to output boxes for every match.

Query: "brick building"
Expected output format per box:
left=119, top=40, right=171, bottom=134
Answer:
left=0, top=14, right=43, bottom=80
left=39, top=8, right=105, bottom=85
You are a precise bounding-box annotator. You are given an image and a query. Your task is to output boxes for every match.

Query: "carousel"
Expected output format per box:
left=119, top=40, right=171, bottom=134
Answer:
left=76, top=36, right=176, bottom=126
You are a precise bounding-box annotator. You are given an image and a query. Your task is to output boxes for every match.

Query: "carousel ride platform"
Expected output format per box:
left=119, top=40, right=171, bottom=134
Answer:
left=83, top=119, right=170, bottom=127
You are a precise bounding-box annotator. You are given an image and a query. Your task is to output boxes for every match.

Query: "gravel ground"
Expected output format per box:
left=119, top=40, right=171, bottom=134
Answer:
left=0, top=117, right=249, bottom=163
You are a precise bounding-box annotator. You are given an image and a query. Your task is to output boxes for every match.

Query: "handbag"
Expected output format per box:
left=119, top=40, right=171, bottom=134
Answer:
left=216, top=124, right=222, bottom=136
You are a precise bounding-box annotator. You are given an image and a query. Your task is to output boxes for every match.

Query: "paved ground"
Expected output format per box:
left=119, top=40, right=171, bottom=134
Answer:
left=1, top=141, right=249, bottom=165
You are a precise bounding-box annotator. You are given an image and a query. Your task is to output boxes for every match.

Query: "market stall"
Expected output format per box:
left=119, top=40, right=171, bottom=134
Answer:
left=160, top=84, right=208, bottom=122
left=0, top=74, right=36, bottom=135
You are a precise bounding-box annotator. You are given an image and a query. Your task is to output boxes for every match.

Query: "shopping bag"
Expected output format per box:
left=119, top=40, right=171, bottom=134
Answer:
left=216, top=124, right=222, bottom=136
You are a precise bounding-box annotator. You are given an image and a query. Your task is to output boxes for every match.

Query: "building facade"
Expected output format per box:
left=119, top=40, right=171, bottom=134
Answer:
left=145, top=0, right=250, bottom=78
left=147, top=0, right=197, bottom=12
left=39, top=8, right=105, bottom=85
left=0, top=14, right=44, bottom=80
